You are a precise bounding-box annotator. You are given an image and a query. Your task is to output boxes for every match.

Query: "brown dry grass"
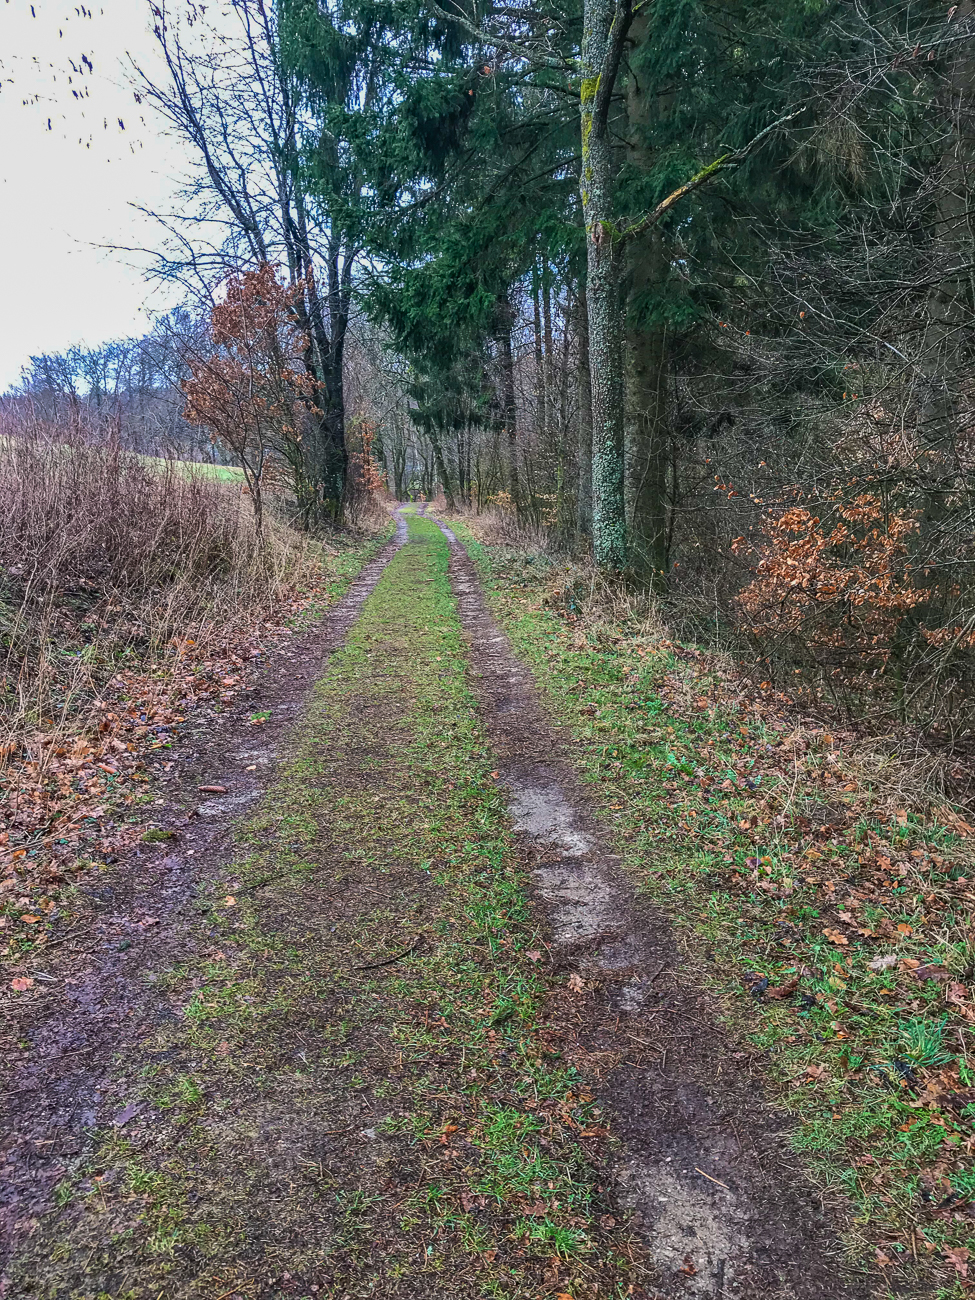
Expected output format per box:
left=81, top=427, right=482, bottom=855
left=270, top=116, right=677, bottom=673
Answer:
left=0, top=409, right=367, bottom=940
left=0, top=414, right=318, bottom=743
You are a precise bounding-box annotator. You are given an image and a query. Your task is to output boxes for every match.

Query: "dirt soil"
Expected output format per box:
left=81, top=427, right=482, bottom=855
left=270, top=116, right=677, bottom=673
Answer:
left=0, top=509, right=877, bottom=1300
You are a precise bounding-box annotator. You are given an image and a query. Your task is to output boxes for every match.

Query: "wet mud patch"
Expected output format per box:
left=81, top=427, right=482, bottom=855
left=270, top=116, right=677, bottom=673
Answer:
left=439, top=525, right=873, bottom=1300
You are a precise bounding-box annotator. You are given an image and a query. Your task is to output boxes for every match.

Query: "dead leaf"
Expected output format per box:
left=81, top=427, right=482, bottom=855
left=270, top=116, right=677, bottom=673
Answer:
left=522, top=1200, right=548, bottom=1216
left=19, top=914, right=40, bottom=924
left=869, top=955, right=898, bottom=971
left=947, top=983, right=975, bottom=1020
left=525, top=950, right=542, bottom=963
left=198, top=785, right=228, bottom=794
left=112, top=1102, right=142, bottom=1127
left=10, top=977, right=34, bottom=992
left=823, top=927, right=849, bottom=946
left=944, top=1245, right=970, bottom=1278
left=567, top=973, right=586, bottom=994
left=767, top=977, right=800, bottom=1000
left=224, top=896, right=236, bottom=906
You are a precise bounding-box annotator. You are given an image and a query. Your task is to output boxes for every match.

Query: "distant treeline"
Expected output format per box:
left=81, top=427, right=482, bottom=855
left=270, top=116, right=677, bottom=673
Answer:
left=2, top=309, right=226, bottom=464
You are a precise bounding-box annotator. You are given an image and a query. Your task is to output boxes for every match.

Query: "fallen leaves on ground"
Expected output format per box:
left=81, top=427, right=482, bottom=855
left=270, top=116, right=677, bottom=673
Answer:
left=0, top=564, right=354, bottom=975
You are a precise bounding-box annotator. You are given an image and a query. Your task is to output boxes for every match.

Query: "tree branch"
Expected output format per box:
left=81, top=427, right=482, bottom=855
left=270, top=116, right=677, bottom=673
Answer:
left=621, top=111, right=801, bottom=242
left=593, top=0, right=634, bottom=132
left=426, top=1, right=572, bottom=73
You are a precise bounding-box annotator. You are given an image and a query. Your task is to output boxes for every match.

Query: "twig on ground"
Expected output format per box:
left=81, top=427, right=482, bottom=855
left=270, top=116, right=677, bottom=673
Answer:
left=695, top=1167, right=731, bottom=1190
left=354, top=938, right=422, bottom=970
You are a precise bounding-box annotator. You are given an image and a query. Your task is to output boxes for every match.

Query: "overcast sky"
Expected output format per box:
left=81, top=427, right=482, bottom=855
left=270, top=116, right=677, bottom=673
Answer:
left=0, top=0, right=195, bottom=390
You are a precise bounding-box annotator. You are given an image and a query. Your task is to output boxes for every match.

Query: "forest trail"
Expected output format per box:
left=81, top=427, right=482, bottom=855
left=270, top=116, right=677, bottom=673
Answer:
left=2, top=511, right=868, bottom=1300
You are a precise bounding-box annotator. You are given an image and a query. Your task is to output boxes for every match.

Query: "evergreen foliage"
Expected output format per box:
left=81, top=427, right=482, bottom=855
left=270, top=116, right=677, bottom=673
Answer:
left=126, top=0, right=975, bottom=728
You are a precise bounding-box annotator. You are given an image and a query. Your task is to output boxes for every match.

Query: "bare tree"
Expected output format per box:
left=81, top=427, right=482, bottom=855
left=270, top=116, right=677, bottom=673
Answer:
left=129, top=0, right=361, bottom=522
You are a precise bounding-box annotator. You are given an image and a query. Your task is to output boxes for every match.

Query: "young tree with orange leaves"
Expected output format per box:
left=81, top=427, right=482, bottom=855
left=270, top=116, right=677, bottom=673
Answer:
left=182, top=264, right=319, bottom=539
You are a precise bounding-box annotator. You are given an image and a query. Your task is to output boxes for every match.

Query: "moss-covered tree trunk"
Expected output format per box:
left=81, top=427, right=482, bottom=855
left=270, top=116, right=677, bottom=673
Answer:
left=576, top=286, right=594, bottom=543
left=580, top=0, right=631, bottom=571
left=496, top=295, right=521, bottom=516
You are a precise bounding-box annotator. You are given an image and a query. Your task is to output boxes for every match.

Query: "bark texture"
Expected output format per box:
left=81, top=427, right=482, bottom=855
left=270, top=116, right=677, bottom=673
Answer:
left=580, top=0, right=632, bottom=571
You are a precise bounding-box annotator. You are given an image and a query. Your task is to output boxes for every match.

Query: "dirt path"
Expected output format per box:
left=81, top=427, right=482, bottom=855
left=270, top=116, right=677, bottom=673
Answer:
left=2, top=512, right=872, bottom=1299
left=0, top=516, right=409, bottom=1292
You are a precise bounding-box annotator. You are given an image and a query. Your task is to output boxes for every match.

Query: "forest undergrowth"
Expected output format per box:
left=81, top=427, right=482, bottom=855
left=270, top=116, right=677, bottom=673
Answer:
left=0, top=430, right=386, bottom=983
left=450, top=516, right=975, bottom=1299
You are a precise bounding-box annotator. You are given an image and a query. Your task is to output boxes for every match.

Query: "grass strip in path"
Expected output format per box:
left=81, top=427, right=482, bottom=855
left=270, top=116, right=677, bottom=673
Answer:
left=446, top=523, right=975, bottom=1300
left=13, top=514, right=639, bottom=1300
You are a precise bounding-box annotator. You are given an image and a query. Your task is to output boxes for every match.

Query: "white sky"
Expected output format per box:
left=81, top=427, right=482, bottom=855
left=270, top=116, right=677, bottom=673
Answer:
left=0, top=0, right=194, bottom=389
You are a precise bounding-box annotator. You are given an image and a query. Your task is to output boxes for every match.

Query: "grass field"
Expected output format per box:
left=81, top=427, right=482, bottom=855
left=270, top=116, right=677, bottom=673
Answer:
left=138, top=453, right=244, bottom=484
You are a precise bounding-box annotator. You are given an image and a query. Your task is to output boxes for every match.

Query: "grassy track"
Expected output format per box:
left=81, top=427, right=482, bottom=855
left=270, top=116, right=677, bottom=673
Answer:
left=18, top=515, right=637, bottom=1299
left=448, top=524, right=975, bottom=1299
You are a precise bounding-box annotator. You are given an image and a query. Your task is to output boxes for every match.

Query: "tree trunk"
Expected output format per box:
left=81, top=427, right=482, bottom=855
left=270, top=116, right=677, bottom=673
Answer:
left=532, top=264, right=546, bottom=448
left=575, top=287, right=594, bottom=545
left=496, top=297, right=520, bottom=515
left=542, top=263, right=555, bottom=447
left=556, top=300, right=572, bottom=537
left=627, top=239, right=670, bottom=583
left=919, top=0, right=975, bottom=460
left=581, top=0, right=629, bottom=570
left=432, top=436, right=456, bottom=510
left=624, top=5, right=673, bottom=585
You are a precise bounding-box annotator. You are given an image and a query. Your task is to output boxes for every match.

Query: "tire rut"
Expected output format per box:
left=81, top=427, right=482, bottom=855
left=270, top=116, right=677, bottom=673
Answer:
left=0, top=513, right=410, bottom=1290
left=432, top=515, right=872, bottom=1300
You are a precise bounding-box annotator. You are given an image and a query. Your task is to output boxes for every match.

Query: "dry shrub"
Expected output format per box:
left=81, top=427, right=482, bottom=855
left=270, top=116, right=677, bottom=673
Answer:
left=344, top=418, right=391, bottom=528
left=0, top=410, right=319, bottom=745
left=458, top=503, right=556, bottom=557
left=724, top=482, right=975, bottom=738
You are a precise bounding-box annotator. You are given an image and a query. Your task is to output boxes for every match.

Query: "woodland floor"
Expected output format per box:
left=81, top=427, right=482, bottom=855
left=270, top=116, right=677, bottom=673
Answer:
left=0, top=508, right=964, bottom=1299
